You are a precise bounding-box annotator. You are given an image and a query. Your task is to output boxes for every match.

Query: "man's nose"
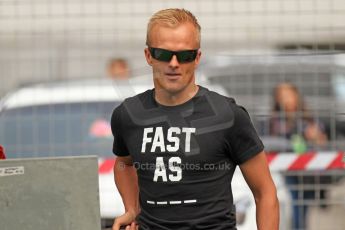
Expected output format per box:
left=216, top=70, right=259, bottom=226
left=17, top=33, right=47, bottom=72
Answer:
left=168, top=55, right=179, bottom=68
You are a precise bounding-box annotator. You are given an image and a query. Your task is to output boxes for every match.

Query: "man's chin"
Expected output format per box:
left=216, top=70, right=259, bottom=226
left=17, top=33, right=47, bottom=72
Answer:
left=155, top=82, right=184, bottom=94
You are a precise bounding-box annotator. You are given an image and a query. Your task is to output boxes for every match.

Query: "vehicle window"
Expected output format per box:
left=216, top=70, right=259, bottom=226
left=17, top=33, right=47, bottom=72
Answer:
left=0, top=101, right=121, bottom=158
left=332, top=72, right=345, bottom=100
left=207, top=72, right=333, bottom=97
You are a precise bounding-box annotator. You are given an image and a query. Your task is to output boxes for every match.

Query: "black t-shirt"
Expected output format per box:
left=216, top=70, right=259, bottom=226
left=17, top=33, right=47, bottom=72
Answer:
left=111, top=86, right=264, bottom=230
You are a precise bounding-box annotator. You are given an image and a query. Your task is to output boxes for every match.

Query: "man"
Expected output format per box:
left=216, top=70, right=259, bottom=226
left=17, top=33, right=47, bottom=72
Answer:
left=111, top=8, right=279, bottom=230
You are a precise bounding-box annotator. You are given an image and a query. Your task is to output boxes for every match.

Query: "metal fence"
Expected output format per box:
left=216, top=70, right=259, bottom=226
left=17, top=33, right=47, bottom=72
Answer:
left=1, top=0, right=345, bottom=96
left=281, top=169, right=345, bottom=230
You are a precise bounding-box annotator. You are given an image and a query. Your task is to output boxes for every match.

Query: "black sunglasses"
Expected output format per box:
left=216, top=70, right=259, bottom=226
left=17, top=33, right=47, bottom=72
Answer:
left=148, top=47, right=198, bottom=63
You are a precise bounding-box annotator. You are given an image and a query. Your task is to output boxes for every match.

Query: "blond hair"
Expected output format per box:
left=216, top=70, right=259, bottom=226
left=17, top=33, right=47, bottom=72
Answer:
left=146, top=8, right=201, bottom=48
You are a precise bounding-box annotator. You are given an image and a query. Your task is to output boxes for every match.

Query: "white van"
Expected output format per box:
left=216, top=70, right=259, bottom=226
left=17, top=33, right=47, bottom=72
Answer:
left=0, top=77, right=291, bottom=229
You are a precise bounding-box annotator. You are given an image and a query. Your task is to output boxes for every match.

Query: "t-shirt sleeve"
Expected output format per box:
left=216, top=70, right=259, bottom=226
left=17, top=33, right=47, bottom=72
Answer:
left=227, top=104, right=264, bottom=165
left=111, top=104, right=130, bottom=156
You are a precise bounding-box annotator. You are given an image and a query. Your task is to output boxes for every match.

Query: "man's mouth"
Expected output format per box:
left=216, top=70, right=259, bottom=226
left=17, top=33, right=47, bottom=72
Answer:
left=165, top=73, right=181, bottom=79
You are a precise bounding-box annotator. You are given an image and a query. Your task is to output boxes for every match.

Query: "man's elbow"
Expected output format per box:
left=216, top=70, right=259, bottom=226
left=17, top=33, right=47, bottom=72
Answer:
left=254, top=185, right=279, bottom=209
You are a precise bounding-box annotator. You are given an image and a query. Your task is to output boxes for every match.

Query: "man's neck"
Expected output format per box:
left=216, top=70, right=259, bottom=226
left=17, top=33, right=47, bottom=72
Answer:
left=154, top=84, right=199, bottom=106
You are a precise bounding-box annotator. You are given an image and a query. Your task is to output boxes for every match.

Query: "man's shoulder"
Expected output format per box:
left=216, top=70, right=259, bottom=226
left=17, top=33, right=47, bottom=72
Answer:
left=122, top=88, right=153, bottom=106
left=111, top=89, right=153, bottom=115
left=201, top=85, right=236, bottom=105
left=112, top=89, right=152, bottom=114
left=112, top=89, right=155, bottom=125
left=201, top=85, right=251, bottom=118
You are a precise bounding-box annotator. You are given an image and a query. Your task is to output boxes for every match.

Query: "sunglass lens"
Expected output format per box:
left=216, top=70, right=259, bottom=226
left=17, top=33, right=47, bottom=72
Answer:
left=152, top=49, right=173, bottom=62
left=177, top=50, right=197, bottom=63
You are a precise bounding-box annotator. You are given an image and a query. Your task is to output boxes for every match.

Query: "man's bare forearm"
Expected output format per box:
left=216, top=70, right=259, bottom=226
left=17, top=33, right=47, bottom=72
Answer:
left=114, top=159, right=140, bottom=216
left=255, top=194, right=279, bottom=230
left=239, top=152, right=280, bottom=230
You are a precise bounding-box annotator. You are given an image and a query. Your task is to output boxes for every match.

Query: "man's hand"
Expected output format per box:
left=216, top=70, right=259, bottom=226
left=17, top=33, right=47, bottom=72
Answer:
left=112, top=210, right=139, bottom=230
left=113, top=156, right=140, bottom=230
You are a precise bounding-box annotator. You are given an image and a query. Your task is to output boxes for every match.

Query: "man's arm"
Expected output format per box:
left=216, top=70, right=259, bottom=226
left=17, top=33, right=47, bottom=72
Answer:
left=239, top=151, right=279, bottom=230
left=112, top=156, right=139, bottom=230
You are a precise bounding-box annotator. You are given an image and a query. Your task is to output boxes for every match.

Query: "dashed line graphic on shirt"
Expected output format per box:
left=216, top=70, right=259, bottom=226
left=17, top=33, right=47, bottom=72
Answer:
left=146, top=199, right=197, bottom=205
left=184, top=199, right=197, bottom=204
left=169, top=200, right=182, bottom=204
left=156, top=201, right=168, bottom=205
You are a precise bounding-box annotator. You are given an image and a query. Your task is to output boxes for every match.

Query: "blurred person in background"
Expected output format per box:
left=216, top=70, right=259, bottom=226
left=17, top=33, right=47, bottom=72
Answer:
left=270, top=82, right=327, bottom=152
left=270, top=82, right=328, bottom=230
left=111, top=8, right=279, bottom=230
left=107, top=58, right=130, bottom=80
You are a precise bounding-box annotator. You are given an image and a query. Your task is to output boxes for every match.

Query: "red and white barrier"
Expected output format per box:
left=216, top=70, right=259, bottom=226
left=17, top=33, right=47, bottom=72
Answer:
left=267, top=151, right=344, bottom=171
left=98, top=152, right=345, bottom=174
left=0, top=145, right=6, bottom=160
left=98, top=158, right=115, bottom=174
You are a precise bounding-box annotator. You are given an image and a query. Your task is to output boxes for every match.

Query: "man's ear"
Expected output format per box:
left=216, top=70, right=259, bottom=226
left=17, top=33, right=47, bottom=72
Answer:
left=194, top=50, right=202, bottom=67
left=144, top=48, right=153, bottom=66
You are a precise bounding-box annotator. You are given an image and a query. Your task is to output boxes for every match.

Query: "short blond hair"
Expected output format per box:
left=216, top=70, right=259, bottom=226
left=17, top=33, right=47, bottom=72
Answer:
left=146, top=8, right=201, bottom=48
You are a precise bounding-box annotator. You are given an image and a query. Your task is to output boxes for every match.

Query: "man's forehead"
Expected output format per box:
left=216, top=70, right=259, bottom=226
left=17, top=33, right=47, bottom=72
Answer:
left=149, top=23, right=199, bottom=49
